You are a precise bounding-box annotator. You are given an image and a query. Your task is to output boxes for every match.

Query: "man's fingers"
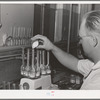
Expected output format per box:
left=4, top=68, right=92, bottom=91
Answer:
left=36, top=45, right=44, bottom=49
left=31, top=35, right=45, bottom=42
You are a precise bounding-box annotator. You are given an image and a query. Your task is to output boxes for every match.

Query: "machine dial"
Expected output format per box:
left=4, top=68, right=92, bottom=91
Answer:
left=23, top=82, right=30, bottom=89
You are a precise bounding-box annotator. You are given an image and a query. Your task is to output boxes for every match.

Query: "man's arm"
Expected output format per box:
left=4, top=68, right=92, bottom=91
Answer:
left=51, top=44, right=79, bottom=72
left=31, top=35, right=79, bottom=73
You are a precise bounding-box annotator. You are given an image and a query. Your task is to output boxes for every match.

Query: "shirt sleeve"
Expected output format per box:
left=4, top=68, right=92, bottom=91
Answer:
left=77, top=59, right=94, bottom=77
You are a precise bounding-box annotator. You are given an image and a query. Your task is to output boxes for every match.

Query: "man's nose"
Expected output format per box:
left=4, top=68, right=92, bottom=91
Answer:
left=77, top=41, right=82, bottom=49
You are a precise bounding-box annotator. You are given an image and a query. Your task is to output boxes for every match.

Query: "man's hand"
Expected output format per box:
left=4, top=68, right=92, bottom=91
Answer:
left=31, top=35, right=54, bottom=51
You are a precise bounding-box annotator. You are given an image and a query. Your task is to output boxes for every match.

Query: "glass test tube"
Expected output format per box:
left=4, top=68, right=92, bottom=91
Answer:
left=7, top=82, right=11, bottom=89
left=2, top=81, right=6, bottom=89
left=13, top=27, right=16, bottom=46
left=40, top=50, right=46, bottom=75
left=35, top=49, right=40, bottom=77
left=17, top=27, right=21, bottom=45
left=46, top=51, right=51, bottom=74
left=9, top=27, right=13, bottom=46
left=12, top=83, right=16, bottom=89
left=21, top=48, right=25, bottom=75
left=32, top=49, right=35, bottom=70
left=28, top=49, right=35, bottom=78
left=28, top=28, right=32, bottom=45
left=24, top=49, right=30, bottom=77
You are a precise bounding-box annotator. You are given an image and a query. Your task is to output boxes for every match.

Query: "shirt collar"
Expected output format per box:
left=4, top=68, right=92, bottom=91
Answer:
left=92, top=61, right=100, bottom=70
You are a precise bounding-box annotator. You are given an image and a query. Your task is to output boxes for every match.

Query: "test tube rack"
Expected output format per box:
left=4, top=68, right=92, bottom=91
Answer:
left=5, top=26, right=32, bottom=47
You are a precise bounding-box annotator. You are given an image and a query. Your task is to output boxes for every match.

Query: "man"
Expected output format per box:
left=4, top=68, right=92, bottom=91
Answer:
left=31, top=10, right=100, bottom=90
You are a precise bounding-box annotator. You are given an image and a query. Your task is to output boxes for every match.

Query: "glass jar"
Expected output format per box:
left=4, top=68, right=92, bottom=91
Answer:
left=70, top=74, right=76, bottom=84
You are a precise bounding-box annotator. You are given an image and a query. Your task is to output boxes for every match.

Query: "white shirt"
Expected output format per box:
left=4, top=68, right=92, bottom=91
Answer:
left=77, top=59, right=100, bottom=90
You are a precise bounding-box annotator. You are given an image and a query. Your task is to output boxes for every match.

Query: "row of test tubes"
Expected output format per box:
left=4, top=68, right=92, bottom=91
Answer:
left=5, top=27, right=33, bottom=46
left=1, top=81, right=20, bottom=89
left=21, top=48, right=51, bottom=79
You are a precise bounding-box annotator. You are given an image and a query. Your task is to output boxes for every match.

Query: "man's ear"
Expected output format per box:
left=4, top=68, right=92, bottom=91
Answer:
left=88, top=37, right=98, bottom=47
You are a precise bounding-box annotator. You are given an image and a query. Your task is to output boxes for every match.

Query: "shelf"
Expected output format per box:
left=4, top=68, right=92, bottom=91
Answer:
left=0, top=45, right=31, bottom=52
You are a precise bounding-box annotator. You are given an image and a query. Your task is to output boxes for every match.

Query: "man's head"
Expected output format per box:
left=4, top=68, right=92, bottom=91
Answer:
left=79, top=10, right=100, bottom=63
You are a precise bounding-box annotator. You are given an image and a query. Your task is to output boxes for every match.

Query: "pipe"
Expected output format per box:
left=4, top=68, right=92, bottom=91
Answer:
left=67, top=4, right=72, bottom=53
left=47, top=51, right=49, bottom=65
left=37, top=49, right=39, bottom=67
left=0, top=57, right=18, bottom=62
left=0, top=54, right=21, bottom=59
left=77, top=4, right=81, bottom=36
left=41, top=4, right=45, bottom=35
left=0, top=4, right=2, bottom=28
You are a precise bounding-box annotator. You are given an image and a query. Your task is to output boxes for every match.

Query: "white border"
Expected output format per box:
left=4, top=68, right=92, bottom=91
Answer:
left=0, top=1, right=99, bottom=4
left=0, top=90, right=100, bottom=99
left=0, top=1, right=100, bottom=99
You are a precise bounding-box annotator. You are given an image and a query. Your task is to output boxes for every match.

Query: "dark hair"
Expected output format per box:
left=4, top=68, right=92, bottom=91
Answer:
left=83, top=10, right=100, bottom=34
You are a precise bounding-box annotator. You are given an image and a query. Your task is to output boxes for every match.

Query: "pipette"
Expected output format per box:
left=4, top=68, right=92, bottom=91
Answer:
left=24, top=49, right=30, bottom=77
left=40, top=50, right=46, bottom=75
left=28, top=49, right=36, bottom=78
left=35, top=49, right=40, bottom=77
left=46, top=51, right=51, bottom=74
left=21, top=48, right=25, bottom=75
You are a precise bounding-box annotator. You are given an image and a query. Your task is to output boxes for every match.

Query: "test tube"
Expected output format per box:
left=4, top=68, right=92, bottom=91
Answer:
left=28, top=28, right=32, bottom=45
left=76, top=76, right=81, bottom=84
left=12, top=83, right=16, bottom=89
left=19, top=84, right=23, bottom=90
left=15, top=27, right=18, bottom=46
left=7, top=82, right=11, bottom=89
left=20, top=27, right=23, bottom=45
left=18, top=27, right=21, bottom=45
left=28, top=49, right=35, bottom=78
left=13, top=27, right=16, bottom=46
left=22, top=27, right=25, bottom=45
left=46, top=51, right=51, bottom=74
left=21, top=48, right=25, bottom=75
left=26, top=28, right=30, bottom=45
left=26, top=28, right=29, bottom=45
left=35, top=49, right=40, bottom=78
left=24, top=28, right=27, bottom=45
left=37, top=50, right=40, bottom=67
left=10, top=27, right=14, bottom=46
left=40, top=50, right=46, bottom=75
left=42, top=50, right=45, bottom=65
left=24, top=49, right=30, bottom=77
left=2, top=81, right=6, bottom=89
left=70, top=74, right=76, bottom=84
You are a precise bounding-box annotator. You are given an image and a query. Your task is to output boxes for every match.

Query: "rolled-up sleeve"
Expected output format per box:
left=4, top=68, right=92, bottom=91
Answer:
left=77, top=59, right=94, bottom=77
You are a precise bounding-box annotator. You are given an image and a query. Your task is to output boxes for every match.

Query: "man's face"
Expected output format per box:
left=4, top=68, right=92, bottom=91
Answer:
left=78, top=19, right=92, bottom=58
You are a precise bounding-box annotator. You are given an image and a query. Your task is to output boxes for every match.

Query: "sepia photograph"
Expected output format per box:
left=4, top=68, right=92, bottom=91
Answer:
left=0, top=2, right=100, bottom=99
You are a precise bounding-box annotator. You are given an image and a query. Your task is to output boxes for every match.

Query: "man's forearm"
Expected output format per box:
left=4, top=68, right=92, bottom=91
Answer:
left=51, top=45, right=79, bottom=73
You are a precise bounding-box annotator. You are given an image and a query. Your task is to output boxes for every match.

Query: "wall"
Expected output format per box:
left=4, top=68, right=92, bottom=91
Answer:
left=93, top=4, right=100, bottom=10
left=0, top=4, right=34, bottom=84
left=0, top=4, right=34, bottom=46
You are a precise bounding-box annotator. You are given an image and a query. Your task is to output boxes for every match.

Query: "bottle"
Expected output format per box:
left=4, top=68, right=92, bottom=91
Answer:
left=70, top=74, right=76, bottom=84
left=76, top=76, right=81, bottom=85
